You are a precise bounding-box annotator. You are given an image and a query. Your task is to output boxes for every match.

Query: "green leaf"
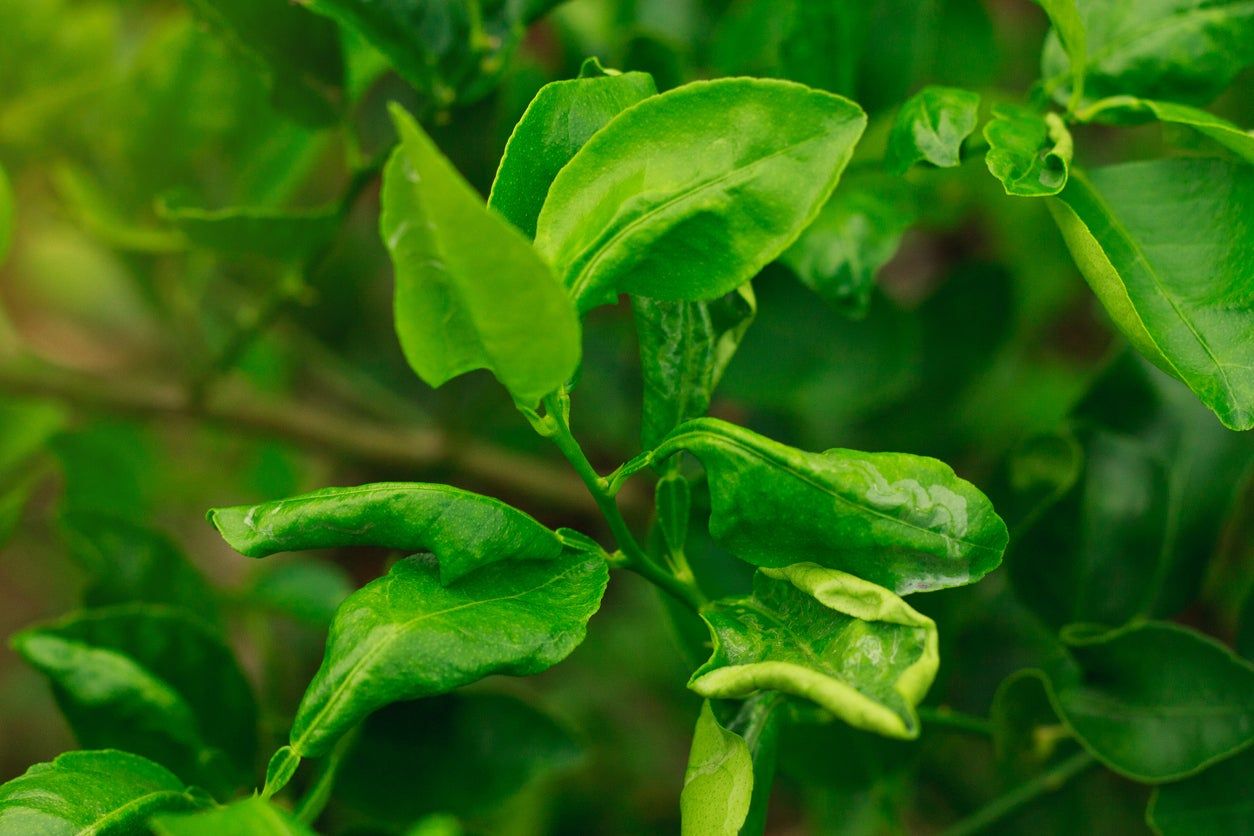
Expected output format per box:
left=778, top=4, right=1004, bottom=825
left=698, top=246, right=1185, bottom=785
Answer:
left=151, top=796, right=314, bottom=836
left=337, top=693, right=580, bottom=822
left=534, top=78, right=866, bottom=312
left=209, top=482, right=563, bottom=586
left=780, top=172, right=916, bottom=317
left=1052, top=622, right=1254, bottom=782
left=0, top=163, right=12, bottom=265
left=1147, top=748, right=1254, bottom=835
left=984, top=104, right=1073, bottom=196
left=884, top=85, right=981, bottom=173
left=1035, top=0, right=1087, bottom=110
left=289, top=551, right=607, bottom=757
left=628, top=418, right=1007, bottom=594
left=10, top=605, right=258, bottom=790
left=1048, top=158, right=1254, bottom=429
left=180, top=0, right=344, bottom=126
left=0, top=750, right=206, bottom=834
left=634, top=285, right=757, bottom=450
left=691, top=565, right=938, bottom=738
left=381, top=103, right=581, bottom=407
left=155, top=198, right=339, bottom=262
left=680, top=696, right=784, bottom=836
left=1075, top=96, right=1254, bottom=162
left=248, top=560, right=355, bottom=626
left=1041, top=0, right=1254, bottom=107
left=60, top=513, right=219, bottom=623
left=488, top=58, right=657, bottom=238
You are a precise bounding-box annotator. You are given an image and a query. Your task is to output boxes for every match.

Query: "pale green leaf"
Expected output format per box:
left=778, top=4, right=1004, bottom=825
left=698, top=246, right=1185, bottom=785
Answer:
left=1075, top=96, right=1254, bottom=162
left=984, top=104, right=1073, bottom=196
left=680, top=702, right=753, bottom=836
left=152, top=796, right=314, bottom=836
left=155, top=197, right=339, bottom=262
left=885, top=85, right=981, bottom=173
left=0, top=164, right=12, bottom=265
left=535, top=78, right=866, bottom=311
left=1035, top=0, right=1087, bottom=110
left=381, top=104, right=581, bottom=407
left=210, top=482, right=563, bottom=586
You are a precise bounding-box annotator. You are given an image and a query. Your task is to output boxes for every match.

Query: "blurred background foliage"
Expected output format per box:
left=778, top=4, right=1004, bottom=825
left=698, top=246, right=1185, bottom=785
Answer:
left=0, top=0, right=1250, bottom=833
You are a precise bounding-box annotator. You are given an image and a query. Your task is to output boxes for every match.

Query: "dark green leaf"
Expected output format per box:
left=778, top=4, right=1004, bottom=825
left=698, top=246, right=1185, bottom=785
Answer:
left=634, top=286, right=757, bottom=450
left=1041, top=0, right=1254, bottom=107
left=180, top=0, right=344, bottom=126
left=1049, top=158, right=1254, bottom=429
left=0, top=750, right=206, bottom=834
left=1075, top=96, right=1254, bottom=162
left=1147, top=748, right=1254, bottom=835
left=534, top=78, right=866, bottom=312
left=10, top=605, right=258, bottom=790
left=151, top=796, right=314, bottom=836
left=984, top=104, right=1073, bottom=197
left=628, top=418, right=1008, bottom=594
left=288, top=551, right=607, bottom=756
left=155, top=198, right=339, bottom=262
left=691, top=564, right=939, bottom=738
left=885, top=85, right=981, bottom=173
left=780, top=172, right=916, bottom=317
left=248, top=560, right=355, bottom=626
left=488, top=59, right=657, bottom=238
left=337, top=693, right=580, bottom=822
left=381, top=103, right=581, bottom=407
left=209, top=482, right=563, bottom=585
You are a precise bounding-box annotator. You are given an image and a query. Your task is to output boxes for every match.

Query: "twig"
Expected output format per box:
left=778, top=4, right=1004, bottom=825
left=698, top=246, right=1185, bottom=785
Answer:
left=941, top=751, right=1095, bottom=836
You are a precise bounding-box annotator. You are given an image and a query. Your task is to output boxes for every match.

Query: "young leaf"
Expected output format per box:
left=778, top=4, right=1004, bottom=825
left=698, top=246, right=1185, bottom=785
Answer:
left=488, top=59, right=657, bottom=238
left=628, top=418, right=1008, bottom=594
left=690, top=564, right=939, bottom=738
left=884, top=85, right=981, bottom=173
left=0, top=750, right=206, bottom=833
left=151, top=796, right=315, bottom=835
left=1049, top=159, right=1254, bottom=429
left=534, top=78, right=867, bottom=311
left=10, top=605, right=258, bottom=790
left=1075, top=96, right=1254, bottom=162
left=983, top=104, right=1073, bottom=197
left=680, top=696, right=783, bottom=836
left=1053, top=622, right=1254, bottom=782
left=1040, top=0, right=1254, bottom=107
left=381, top=104, right=581, bottom=407
left=780, top=172, right=916, bottom=317
left=209, top=482, right=563, bottom=585
left=288, top=551, right=607, bottom=757
left=1035, top=0, right=1087, bottom=110
left=1147, top=748, right=1254, bottom=835
left=634, top=286, right=757, bottom=450
left=155, top=198, right=339, bottom=262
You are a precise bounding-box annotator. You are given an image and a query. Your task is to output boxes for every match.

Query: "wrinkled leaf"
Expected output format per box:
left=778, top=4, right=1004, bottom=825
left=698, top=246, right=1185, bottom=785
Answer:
left=780, top=172, right=915, bottom=317
left=0, top=750, right=205, bottom=834
left=156, top=198, right=339, bottom=262
left=1147, top=748, right=1254, bottom=835
left=634, top=286, right=757, bottom=450
left=984, top=104, right=1073, bottom=196
left=488, top=58, right=657, bottom=238
left=1049, top=158, right=1254, bottom=429
left=1076, top=96, right=1254, bottom=162
left=10, top=605, right=258, bottom=790
left=626, top=418, right=1007, bottom=594
left=210, top=482, right=563, bottom=585
left=289, top=551, right=607, bottom=756
left=885, top=85, right=981, bottom=173
left=535, top=78, right=866, bottom=311
left=382, top=104, right=581, bottom=406
left=1041, top=0, right=1254, bottom=107
left=691, top=564, right=939, bottom=738
left=151, top=796, right=314, bottom=836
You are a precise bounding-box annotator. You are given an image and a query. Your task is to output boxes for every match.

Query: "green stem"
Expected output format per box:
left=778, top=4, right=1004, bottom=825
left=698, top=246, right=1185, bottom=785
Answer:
left=917, top=706, right=994, bottom=737
left=941, top=751, right=1095, bottom=836
left=539, top=393, right=706, bottom=612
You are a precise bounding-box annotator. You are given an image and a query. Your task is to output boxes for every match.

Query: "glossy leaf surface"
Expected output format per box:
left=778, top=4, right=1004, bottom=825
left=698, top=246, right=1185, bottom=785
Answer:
left=633, top=418, right=1007, bottom=594
left=210, top=482, right=562, bottom=585
left=984, top=105, right=1073, bottom=196
left=151, top=796, right=314, bottom=836
left=884, top=86, right=981, bottom=173
left=1077, top=96, right=1254, bottom=162
left=381, top=104, right=581, bottom=406
left=1049, top=159, right=1254, bottom=429
left=634, top=286, right=756, bottom=450
left=1147, top=748, right=1254, bottom=835
left=156, top=198, right=338, bottom=262
left=0, top=750, right=204, bottom=835
left=1041, top=0, right=1254, bottom=107
left=289, top=551, right=607, bottom=756
left=691, top=565, right=939, bottom=738
left=535, top=78, right=866, bottom=311
left=488, top=59, right=657, bottom=238
left=11, top=605, right=258, bottom=788
left=780, top=172, right=915, bottom=317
